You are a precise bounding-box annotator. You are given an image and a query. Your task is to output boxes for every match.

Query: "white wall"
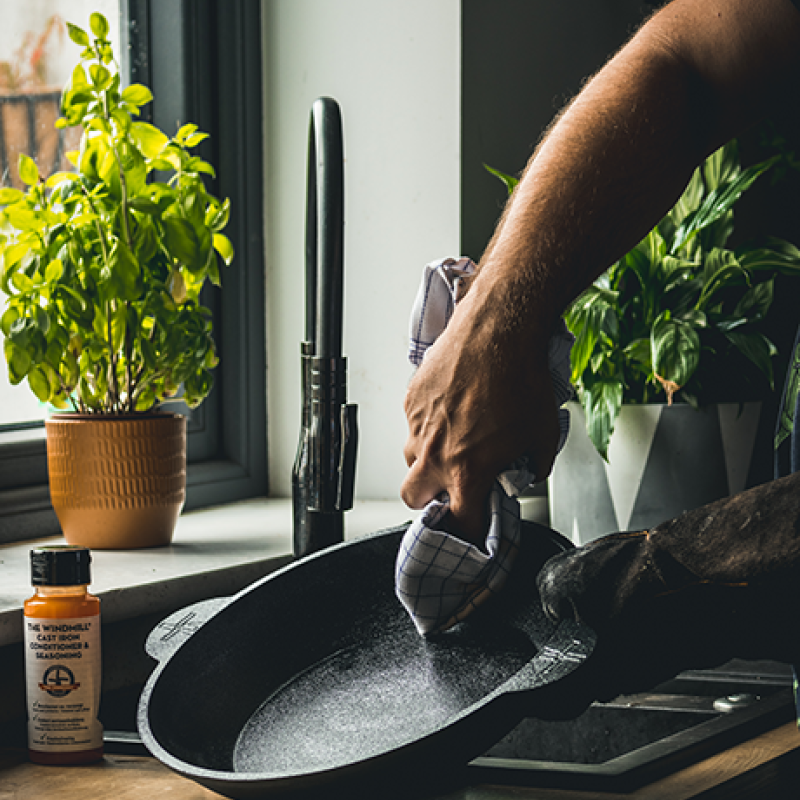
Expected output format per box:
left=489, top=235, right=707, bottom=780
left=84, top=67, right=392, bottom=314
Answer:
left=263, top=0, right=461, bottom=499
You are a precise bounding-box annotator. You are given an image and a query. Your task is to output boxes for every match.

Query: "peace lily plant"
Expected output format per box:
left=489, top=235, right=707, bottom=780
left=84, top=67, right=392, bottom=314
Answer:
left=0, top=12, right=234, bottom=415
left=489, top=140, right=800, bottom=459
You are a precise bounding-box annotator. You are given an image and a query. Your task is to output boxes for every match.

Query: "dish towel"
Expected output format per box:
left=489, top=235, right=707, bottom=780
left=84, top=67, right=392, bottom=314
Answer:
left=395, top=256, right=575, bottom=636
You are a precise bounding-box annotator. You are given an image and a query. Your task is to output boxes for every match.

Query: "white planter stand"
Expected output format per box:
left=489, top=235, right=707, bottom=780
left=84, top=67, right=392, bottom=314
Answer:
left=549, top=401, right=762, bottom=545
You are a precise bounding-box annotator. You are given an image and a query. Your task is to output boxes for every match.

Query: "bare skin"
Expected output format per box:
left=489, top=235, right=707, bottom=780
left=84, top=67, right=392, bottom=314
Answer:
left=401, top=0, right=800, bottom=546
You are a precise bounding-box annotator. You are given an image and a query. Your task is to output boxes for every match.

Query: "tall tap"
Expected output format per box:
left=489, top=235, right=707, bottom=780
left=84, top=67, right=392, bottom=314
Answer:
left=292, top=97, right=358, bottom=557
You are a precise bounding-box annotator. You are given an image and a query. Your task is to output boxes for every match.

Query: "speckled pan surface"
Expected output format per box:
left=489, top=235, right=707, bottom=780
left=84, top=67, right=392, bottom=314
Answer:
left=138, top=521, right=596, bottom=798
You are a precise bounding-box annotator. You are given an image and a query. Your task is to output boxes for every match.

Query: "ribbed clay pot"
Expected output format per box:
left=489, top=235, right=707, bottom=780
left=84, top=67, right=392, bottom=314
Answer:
left=45, top=413, right=187, bottom=549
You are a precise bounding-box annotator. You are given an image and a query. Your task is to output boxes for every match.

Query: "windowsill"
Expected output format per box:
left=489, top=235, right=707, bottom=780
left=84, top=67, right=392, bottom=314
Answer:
left=0, top=498, right=411, bottom=648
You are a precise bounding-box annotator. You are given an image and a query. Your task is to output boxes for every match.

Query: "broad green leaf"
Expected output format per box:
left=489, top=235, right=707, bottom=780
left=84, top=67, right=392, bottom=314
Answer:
left=71, top=64, right=89, bottom=89
left=651, top=313, right=700, bottom=392
left=725, top=330, right=777, bottom=388
left=1, top=306, right=20, bottom=337
left=45, top=172, right=77, bottom=189
left=185, top=132, right=209, bottom=148
left=89, top=64, right=112, bottom=91
left=734, top=278, right=773, bottom=321
left=5, top=205, right=41, bottom=232
left=4, top=339, right=32, bottom=384
left=90, top=12, right=110, bottom=39
left=176, top=123, right=199, bottom=142
left=122, top=84, right=154, bottom=107
left=27, top=364, right=53, bottom=403
left=737, top=238, right=800, bottom=276
left=18, top=154, right=39, bottom=187
left=103, top=241, right=142, bottom=301
left=582, top=380, right=623, bottom=461
left=702, top=141, right=739, bottom=191
left=163, top=216, right=199, bottom=266
left=44, top=258, right=64, bottom=283
left=66, top=23, right=90, bottom=47
left=696, top=249, right=747, bottom=310
left=672, top=156, right=778, bottom=253
left=206, top=198, right=230, bottom=232
left=212, top=233, right=234, bottom=265
left=0, top=187, right=24, bottom=204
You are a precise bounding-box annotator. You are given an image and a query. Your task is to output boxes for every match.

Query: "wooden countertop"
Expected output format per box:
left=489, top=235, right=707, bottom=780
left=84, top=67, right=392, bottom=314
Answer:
left=3, top=722, right=800, bottom=800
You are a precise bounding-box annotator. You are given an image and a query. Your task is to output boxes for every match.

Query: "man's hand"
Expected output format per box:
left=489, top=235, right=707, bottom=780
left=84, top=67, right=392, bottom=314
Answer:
left=400, top=284, right=560, bottom=546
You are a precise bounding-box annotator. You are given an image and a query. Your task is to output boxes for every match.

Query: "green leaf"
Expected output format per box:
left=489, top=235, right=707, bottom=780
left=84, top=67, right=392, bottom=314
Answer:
left=185, top=132, right=209, bottom=148
left=206, top=198, right=230, bottom=232
left=27, top=364, right=54, bottom=403
left=44, top=258, right=64, bottom=284
left=163, top=216, right=199, bottom=266
left=582, top=380, right=623, bottom=461
left=90, top=12, right=110, bottom=39
left=212, top=233, right=234, bottom=266
left=734, top=278, right=774, bottom=321
left=696, top=249, right=747, bottom=310
left=18, top=154, right=39, bottom=187
left=725, top=330, right=777, bottom=389
left=1, top=306, right=20, bottom=337
left=0, top=187, right=24, bottom=204
left=175, top=123, right=199, bottom=142
left=651, top=313, right=701, bottom=391
left=4, top=339, right=32, bottom=384
left=89, top=64, right=112, bottom=90
left=737, top=237, right=800, bottom=276
left=66, top=23, right=90, bottom=47
left=702, top=140, right=739, bottom=191
left=672, top=156, right=778, bottom=253
left=122, top=84, right=154, bottom=107
left=102, top=241, right=142, bottom=302
left=130, top=121, right=170, bottom=159
left=483, top=163, right=518, bottom=195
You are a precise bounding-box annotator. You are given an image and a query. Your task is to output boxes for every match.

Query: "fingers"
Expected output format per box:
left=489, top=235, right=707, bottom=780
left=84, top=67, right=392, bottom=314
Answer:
left=399, top=458, right=439, bottom=510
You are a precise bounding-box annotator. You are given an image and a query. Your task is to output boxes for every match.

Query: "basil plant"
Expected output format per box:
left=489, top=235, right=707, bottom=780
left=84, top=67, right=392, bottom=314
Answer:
left=0, top=13, right=234, bottom=415
left=489, top=140, right=800, bottom=460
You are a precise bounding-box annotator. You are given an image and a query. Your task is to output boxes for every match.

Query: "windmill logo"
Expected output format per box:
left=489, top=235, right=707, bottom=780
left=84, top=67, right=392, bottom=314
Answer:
left=39, top=665, right=81, bottom=698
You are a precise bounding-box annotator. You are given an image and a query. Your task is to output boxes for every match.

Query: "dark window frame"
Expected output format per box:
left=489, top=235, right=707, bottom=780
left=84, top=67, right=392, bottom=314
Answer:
left=0, top=0, right=267, bottom=545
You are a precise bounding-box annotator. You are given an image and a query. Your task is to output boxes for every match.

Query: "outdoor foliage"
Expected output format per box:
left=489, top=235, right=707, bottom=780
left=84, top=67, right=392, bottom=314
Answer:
left=488, top=141, right=800, bottom=459
left=0, top=12, right=234, bottom=414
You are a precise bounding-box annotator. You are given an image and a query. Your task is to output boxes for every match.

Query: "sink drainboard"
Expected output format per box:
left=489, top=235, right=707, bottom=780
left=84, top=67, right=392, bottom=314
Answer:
left=468, top=665, right=795, bottom=792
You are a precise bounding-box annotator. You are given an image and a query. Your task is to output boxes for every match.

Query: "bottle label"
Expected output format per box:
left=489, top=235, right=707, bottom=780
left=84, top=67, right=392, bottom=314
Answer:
left=24, top=615, right=103, bottom=752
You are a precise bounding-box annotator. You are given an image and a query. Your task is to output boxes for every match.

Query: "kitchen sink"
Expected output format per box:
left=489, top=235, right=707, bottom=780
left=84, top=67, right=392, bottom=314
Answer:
left=468, top=660, right=795, bottom=791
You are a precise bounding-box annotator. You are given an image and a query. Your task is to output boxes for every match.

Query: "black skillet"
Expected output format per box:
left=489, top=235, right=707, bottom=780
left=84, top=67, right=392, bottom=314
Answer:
left=137, top=520, right=596, bottom=799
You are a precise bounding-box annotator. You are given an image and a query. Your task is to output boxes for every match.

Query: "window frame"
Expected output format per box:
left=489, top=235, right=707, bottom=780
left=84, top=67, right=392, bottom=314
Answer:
left=0, top=0, right=267, bottom=544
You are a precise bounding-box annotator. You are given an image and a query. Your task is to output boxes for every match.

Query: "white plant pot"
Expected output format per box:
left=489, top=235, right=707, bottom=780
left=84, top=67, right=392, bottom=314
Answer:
left=548, top=401, right=762, bottom=545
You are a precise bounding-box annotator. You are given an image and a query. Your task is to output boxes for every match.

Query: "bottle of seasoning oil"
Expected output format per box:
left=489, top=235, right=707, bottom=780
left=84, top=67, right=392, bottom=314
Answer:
left=24, top=546, right=103, bottom=764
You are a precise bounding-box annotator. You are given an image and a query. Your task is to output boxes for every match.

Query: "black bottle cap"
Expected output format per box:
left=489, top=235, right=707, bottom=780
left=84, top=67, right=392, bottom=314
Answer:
left=30, top=546, right=92, bottom=586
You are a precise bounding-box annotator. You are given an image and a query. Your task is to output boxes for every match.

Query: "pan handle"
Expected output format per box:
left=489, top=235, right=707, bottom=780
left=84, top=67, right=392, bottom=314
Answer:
left=502, top=620, right=596, bottom=695
left=145, top=597, right=232, bottom=663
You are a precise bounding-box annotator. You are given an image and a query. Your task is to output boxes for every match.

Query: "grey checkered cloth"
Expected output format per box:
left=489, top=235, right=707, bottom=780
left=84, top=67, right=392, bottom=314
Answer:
left=396, top=256, right=574, bottom=636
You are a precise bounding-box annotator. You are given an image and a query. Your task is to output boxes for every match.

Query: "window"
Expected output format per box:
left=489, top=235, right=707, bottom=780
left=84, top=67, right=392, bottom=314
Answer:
left=0, top=0, right=266, bottom=544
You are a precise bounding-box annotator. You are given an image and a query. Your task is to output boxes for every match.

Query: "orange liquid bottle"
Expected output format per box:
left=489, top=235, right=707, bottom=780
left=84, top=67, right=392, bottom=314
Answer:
left=24, top=546, right=103, bottom=765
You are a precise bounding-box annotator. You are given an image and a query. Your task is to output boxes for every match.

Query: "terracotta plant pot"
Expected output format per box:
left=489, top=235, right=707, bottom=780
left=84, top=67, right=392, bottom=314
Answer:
left=45, top=413, right=187, bottom=549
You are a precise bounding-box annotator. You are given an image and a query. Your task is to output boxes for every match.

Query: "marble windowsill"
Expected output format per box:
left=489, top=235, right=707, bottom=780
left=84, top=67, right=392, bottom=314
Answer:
left=0, top=498, right=411, bottom=649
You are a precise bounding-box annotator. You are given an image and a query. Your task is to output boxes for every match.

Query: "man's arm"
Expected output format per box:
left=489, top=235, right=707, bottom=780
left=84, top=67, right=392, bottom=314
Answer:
left=401, top=0, right=800, bottom=545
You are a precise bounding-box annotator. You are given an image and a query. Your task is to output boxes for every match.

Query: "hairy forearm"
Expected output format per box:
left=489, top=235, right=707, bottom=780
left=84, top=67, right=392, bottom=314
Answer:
left=472, top=0, right=800, bottom=339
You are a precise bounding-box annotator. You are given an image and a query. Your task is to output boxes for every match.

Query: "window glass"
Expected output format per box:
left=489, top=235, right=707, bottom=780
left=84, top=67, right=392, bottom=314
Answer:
left=0, top=1, right=119, bottom=428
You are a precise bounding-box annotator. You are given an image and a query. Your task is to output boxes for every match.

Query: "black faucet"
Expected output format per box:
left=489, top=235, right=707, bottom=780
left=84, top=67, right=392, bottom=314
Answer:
left=292, top=97, right=358, bottom=557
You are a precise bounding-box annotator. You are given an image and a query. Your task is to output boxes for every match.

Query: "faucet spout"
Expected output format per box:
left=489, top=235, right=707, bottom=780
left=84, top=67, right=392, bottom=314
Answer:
left=292, top=97, right=358, bottom=558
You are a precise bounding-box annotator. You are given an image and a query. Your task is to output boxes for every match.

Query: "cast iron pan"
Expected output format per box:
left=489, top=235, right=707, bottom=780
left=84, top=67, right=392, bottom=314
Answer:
left=137, top=520, right=596, bottom=798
